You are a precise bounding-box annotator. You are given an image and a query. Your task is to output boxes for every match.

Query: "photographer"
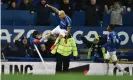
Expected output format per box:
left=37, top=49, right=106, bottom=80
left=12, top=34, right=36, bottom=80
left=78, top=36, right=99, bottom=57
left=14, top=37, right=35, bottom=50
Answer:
left=81, top=36, right=107, bottom=62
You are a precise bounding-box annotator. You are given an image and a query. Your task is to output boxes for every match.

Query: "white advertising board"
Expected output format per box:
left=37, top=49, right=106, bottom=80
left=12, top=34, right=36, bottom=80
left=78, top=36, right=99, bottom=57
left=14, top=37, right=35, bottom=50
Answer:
left=1, top=62, right=133, bottom=75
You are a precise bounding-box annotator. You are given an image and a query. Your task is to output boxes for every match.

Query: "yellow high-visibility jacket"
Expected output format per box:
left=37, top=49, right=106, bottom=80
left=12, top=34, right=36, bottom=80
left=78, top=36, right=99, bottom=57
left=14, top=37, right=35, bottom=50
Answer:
left=51, top=37, right=78, bottom=57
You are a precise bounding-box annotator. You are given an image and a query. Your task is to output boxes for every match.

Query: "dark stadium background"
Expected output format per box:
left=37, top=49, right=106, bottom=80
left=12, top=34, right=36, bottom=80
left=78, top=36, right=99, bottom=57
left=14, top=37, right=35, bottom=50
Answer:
left=1, top=0, right=133, bottom=80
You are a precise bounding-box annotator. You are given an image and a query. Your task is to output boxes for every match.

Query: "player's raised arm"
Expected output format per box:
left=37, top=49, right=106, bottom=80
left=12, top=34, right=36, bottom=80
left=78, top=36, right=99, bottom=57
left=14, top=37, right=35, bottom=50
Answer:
left=45, top=4, right=59, bottom=13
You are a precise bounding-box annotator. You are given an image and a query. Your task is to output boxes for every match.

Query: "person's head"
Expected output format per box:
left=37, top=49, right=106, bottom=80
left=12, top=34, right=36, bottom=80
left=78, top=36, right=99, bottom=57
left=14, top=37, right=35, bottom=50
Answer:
left=11, top=1, right=16, bottom=8
left=41, top=0, right=46, bottom=5
left=90, top=0, right=96, bottom=5
left=107, top=24, right=115, bottom=32
left=32, top=31, right=41, bottom=39
left=40, top=44, right=46, bottom=51
left=58, top=10, right=66, bottom=19
left=63, top=0, right=69, bottom=4
left=114, top=0, right=119, bottom=7
left=22, top=36, right=28, bottom=45
left=23, top=0, right=29, bottom=5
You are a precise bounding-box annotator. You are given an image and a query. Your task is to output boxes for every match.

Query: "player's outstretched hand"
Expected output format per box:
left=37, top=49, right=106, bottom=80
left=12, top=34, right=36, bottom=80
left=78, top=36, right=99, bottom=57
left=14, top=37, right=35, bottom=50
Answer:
left=45, top=4, right=50, bottom=8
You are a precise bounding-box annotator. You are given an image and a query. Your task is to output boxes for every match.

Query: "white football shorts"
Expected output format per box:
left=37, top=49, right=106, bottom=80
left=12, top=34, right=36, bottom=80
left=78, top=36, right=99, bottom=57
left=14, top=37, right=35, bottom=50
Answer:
left=105, top=51, right=117, bottom=61
left=51, top=25, right=67, bottom=37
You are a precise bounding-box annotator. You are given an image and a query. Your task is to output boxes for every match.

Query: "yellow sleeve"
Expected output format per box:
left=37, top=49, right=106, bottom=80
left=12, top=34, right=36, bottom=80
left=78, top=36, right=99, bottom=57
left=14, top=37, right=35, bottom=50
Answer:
left=71, top=38, right=78, bottom=57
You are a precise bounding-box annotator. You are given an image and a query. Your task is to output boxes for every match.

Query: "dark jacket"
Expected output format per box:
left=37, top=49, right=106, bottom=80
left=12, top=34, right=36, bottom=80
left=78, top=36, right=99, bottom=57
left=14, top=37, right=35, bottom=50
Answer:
left=19, top=2, right=33, bottom=11
left=75, top=0, right=84, bottom=11
left=15, top=37, right=33, bottom=57
left=35, top=3, right=52, bottom=26
left=83, top=4, right=103, bottom=26
left=59, top=2, right=73, bottom=18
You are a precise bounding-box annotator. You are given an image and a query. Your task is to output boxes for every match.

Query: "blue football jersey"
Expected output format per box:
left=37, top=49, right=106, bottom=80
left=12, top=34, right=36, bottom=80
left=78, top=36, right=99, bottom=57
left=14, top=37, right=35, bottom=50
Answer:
left=59, top=15, right=72, bottom=30
left=103, top=31, right=121, bottom=52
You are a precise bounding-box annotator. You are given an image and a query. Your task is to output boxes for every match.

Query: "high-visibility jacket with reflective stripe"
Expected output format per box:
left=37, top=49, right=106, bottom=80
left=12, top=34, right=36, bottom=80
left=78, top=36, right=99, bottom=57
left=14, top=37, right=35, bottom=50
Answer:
left=51, top=37, right=78, bottom=57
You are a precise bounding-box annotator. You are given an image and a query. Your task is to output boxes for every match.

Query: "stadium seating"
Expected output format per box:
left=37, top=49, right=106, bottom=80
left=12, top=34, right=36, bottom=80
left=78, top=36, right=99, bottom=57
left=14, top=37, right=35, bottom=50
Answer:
left=117, top=51, right=133, bottom=61
left=127, top=51, right=133, bottom=61
left=2, top=10, right=36, bottom=26
left=2, top=9, right=133, bottom=26
left=1, top=10, right=16, bottom=25
left=1, top=4, right=8, bottom=10
left=72, top=11, right=85, bottom=26
left=16, top=11, right=37, bottom=26
left=123, top=12, right=133, bottom=26
left=103, top=14, right=110, bottom=26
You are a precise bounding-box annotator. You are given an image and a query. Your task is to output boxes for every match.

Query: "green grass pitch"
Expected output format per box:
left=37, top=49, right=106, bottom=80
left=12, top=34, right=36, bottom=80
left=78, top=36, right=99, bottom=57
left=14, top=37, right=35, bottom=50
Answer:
left=1, top=73, right=133, bottom=80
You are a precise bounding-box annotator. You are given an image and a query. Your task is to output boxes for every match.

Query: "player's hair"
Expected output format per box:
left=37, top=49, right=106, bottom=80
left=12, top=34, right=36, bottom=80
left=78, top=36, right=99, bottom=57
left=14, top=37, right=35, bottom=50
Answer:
left=58, top=10, right=65, bottom=15
left=32, top=31, right=40, bottom=38
left=109, top=24, right=115, bottom=30
left=114, top=0, right=119, bottom=2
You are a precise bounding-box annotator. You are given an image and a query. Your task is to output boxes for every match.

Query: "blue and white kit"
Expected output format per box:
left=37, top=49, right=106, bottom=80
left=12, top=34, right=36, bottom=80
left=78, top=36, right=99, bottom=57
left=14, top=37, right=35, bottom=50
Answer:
left=103, top=31, right=121, bottom=61
left=51, top=15, right=72, bottom=37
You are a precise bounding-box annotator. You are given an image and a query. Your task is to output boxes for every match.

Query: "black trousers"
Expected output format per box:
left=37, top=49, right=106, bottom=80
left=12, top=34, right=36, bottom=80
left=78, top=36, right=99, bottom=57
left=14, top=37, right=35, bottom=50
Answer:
left=56, top=53, right=70, bottom=72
